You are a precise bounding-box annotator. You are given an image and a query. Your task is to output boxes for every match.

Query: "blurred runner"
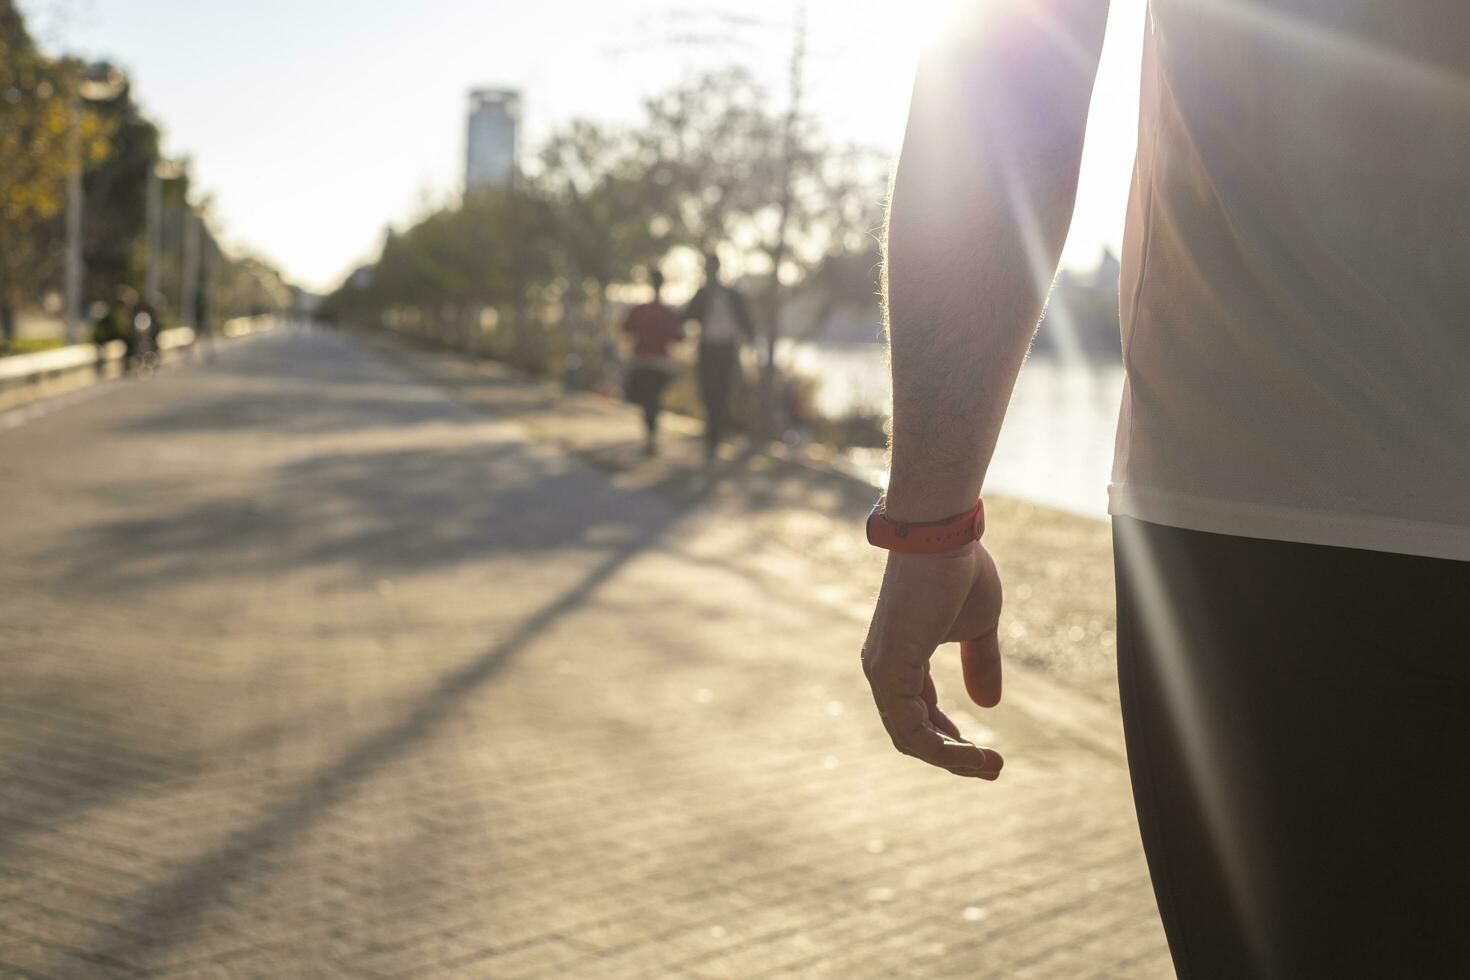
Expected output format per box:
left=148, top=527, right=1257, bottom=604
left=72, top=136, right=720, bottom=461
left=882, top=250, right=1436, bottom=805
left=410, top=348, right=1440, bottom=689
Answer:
left=620, top=268, right=683, bottom=455
left=683, top=252, right=754, bottom=463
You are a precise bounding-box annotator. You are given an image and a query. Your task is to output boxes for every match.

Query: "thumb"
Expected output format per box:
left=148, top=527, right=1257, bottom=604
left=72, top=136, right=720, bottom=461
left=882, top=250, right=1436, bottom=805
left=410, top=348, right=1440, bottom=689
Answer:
left=960, top=629, right=1003, bottom=708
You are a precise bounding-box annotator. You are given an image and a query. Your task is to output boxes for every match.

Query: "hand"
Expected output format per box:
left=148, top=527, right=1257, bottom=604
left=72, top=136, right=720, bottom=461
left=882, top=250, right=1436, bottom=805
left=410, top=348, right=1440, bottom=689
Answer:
left=860, top=542, right=1004, bottom=779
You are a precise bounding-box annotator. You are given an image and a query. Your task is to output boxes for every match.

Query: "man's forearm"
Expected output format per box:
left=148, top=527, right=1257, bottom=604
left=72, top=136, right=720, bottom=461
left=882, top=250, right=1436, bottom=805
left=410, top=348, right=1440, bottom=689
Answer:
left=883, top=3, right=1109, bottom=522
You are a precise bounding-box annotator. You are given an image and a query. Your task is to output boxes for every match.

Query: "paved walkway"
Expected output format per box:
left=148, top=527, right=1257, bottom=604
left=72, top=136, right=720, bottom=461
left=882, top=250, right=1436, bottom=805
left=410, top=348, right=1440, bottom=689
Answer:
left=0, top=327, right=1169, bottom=978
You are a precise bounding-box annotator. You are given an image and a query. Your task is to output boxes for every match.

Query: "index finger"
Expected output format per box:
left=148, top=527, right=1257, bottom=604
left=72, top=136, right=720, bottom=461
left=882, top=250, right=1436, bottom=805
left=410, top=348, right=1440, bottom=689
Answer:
left=876, top=689, right=1003, bottom=779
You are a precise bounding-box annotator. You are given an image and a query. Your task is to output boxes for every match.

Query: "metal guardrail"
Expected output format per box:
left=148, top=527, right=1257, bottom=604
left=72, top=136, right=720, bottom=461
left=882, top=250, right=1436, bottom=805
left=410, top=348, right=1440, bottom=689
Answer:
left=0, top=339, right=127, bottom=383
left=0, top=316, right=277, bottom=410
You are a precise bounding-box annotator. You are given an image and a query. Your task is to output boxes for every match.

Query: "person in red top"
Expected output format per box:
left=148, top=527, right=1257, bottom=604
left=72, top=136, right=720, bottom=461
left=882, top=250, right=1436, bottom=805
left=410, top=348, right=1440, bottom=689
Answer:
left=620, top=269, right=684, bottom=455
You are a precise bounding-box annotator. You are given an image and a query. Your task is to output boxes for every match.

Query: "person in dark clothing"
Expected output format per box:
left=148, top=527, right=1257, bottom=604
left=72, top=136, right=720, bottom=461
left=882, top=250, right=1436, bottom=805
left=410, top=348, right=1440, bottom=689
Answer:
left=193, top=275, right=212, bottom=339
left=682, top=252, right=754, bottom=462
left=132, top=297, right=161, bottom=365
left=93, top=286, right=141, bottom=370
left=93, top=287, right=136, bottom=350
left=620, top=269, right=683, bottom=455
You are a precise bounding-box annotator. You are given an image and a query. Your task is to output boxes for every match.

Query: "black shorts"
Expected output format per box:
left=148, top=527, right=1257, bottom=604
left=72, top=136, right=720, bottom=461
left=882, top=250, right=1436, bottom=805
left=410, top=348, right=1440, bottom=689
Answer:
left=1114, top=517, right=1470, bottom=979
left=624, top=365, right=670, bottom=410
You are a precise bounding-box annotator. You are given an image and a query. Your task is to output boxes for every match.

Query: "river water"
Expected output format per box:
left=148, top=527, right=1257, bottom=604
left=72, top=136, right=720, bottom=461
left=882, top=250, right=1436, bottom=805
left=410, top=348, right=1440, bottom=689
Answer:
left=790, top=344, right=1126, bottom=519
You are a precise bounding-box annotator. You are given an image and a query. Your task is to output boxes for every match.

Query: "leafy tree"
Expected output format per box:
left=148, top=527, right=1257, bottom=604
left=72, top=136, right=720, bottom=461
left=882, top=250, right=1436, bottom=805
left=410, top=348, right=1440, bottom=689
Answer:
left=634, top=67, right=780, bottom=254
left=326, top=64, right=888, bottom=425
left=635, top=67, right=887, bottom=429
left=330, top=185, right=559, bottom=370
left=794, top=238, right=884, bottom=343
left=535, top=119, right=669, bottom=366
left=0, top=3, right=112, bottom=342
left=80, top=73, right=161, bottom=306
left=211, top=252, right=293, bottom=318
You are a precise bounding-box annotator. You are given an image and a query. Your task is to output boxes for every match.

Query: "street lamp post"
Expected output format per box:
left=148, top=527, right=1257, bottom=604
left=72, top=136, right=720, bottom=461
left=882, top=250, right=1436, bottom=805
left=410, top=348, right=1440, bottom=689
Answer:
left=145, top=166, right=161, bottom=304
left=180, top=206, right=201, bottom=329
left=63, top=93, right=84, bottom=344
left=62, top=65, right=127, bottom=345
left=146, top=159, right=187, bottom=311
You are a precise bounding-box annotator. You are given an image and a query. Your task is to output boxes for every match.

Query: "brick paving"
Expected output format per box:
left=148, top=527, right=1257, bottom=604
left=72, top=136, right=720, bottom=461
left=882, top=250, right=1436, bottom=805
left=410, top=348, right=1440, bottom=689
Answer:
left=0, top=326, right=1169, bottom=978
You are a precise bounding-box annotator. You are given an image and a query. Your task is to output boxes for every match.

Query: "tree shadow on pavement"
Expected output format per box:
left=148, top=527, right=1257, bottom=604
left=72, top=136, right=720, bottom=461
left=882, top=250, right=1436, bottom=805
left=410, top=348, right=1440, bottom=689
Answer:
left=116, top=330, right=494, bottom=438
left=0, top=693, right=192, bottom=870
left=62, top=444, right=759, bottom=975
left=40, top=442, right=651, bottom=592
left=33, top=329, right=881, bottom=974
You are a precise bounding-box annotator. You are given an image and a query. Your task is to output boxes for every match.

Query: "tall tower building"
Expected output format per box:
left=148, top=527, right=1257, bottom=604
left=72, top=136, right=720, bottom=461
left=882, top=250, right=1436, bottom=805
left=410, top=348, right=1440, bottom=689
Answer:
left=465, top=88, right=520, bottom=190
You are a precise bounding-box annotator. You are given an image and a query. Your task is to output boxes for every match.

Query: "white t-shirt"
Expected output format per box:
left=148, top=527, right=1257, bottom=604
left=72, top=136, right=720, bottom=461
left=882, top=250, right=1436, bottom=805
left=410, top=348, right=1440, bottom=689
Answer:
left=701, top=288, right=740, bottom=345
left=1111, top=0, right=1470, bottom=561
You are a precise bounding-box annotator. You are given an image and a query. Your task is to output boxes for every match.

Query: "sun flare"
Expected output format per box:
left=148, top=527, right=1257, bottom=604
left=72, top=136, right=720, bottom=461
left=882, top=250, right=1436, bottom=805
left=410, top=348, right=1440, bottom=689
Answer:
left=891, top=0, right=971, bottom=55
left=896, top=0, right=1007, bottom=55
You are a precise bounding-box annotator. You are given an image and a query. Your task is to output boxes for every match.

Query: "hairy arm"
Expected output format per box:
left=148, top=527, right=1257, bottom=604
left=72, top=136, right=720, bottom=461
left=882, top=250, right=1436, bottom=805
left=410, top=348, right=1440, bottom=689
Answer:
left=884, top=1, right=1110, bottom=521
left=861, top=2, right=1111, bottom=779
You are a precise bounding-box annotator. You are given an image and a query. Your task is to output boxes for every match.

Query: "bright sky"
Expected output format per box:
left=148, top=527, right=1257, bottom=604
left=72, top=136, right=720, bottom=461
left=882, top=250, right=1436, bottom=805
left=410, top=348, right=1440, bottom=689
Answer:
left=23, top=0, right=1147, bottom=292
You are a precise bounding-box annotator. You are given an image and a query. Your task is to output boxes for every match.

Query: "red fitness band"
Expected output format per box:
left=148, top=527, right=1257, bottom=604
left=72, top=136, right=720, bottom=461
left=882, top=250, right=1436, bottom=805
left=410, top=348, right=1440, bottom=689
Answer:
left=866, top=497, right=985, bottom=554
